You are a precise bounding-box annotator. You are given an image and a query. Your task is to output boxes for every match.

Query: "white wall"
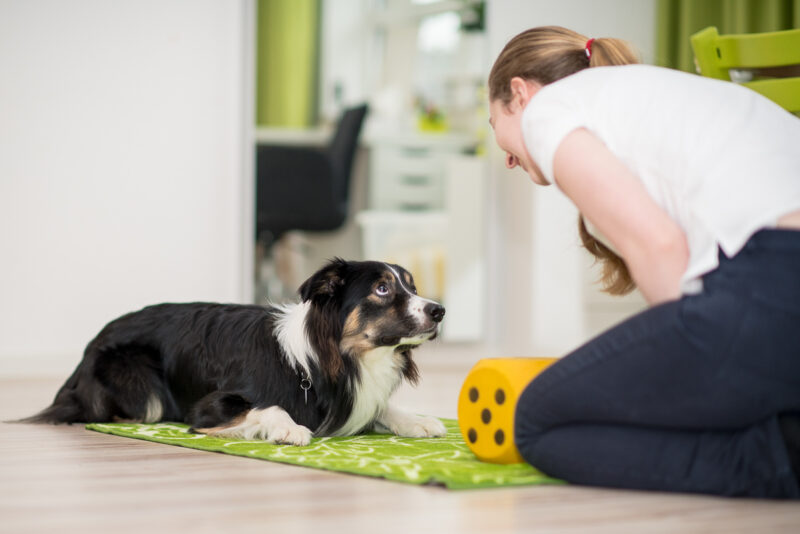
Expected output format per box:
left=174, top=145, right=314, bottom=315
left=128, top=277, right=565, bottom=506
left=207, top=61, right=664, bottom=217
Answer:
left=0, top=0, right=249, bottom=376
left=486, top=0, right=655, bottom=356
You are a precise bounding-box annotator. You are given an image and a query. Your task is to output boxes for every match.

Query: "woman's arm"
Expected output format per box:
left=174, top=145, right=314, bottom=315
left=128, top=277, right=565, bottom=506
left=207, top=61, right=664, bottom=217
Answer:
left=552, top=128, right=689, bottom=305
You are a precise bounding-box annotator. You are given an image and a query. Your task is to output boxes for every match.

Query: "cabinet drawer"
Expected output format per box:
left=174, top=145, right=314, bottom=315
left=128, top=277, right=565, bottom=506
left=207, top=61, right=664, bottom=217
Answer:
left=368, top=141, right=465, bottom=211
left=372, top=173, right=443, bottom=210
left=377, top=147, right=444, bottom=175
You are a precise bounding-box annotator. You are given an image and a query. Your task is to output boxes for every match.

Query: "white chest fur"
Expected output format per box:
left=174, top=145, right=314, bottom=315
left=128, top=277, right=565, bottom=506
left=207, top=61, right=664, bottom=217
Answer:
left=333, top=346, right=404, bottom=436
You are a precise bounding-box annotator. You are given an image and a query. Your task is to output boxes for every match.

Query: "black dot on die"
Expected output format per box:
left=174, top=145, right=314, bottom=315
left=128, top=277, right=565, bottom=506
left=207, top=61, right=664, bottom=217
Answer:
left=468, top=428, right=477, bottom=443
left=494, top=429, right=505, bottom=445
left=481, top=409, right=492, bottom=424
left=469, top=387, right=479, bottom=403
left=495, top=388, right=506, bottom=405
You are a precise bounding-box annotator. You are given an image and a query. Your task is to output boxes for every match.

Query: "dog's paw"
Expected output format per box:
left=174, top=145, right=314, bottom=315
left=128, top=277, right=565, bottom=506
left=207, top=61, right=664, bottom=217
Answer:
left=211, top=406, right=313, bottom=446
left=381, top=409, right=447, bottom=438
left=268, top=422, right=312, bottom=446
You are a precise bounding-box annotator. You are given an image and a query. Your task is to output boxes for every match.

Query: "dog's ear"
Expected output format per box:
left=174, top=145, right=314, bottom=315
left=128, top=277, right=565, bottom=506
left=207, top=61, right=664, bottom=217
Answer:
left=299, top=258, right=347, bottom=302
left=300, top=258, right=348, bottom=382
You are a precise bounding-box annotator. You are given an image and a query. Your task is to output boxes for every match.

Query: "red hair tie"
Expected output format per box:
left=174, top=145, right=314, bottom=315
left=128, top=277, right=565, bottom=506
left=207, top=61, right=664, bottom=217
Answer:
left=585, top=38, right=595, bottom=59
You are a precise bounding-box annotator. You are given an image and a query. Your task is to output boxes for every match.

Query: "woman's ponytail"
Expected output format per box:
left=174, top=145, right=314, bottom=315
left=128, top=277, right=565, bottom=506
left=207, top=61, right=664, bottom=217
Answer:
left=587, top=36, right=640, bottom=68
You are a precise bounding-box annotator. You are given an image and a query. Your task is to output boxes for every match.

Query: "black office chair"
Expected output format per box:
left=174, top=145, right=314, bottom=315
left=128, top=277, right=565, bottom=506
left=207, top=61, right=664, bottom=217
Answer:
left=256, top=103, right=368, bottom=244
left=255, top=104, right=369, bottom=299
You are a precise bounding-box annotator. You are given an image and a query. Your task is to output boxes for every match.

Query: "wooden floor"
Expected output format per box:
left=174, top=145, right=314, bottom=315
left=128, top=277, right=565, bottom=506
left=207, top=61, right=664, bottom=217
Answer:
left=2, top=344, right=799, bottom=534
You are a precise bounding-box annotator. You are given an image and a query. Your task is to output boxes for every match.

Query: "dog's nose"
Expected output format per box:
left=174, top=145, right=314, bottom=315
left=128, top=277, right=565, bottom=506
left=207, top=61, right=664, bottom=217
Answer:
left=425, top=303, right=446, bottom=323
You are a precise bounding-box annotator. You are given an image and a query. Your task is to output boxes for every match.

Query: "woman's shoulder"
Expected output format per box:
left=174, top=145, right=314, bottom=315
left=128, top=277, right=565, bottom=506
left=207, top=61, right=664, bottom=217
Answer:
left=561, top=64, right=695, bottom=87
left=538, top=63, right=749, bottom=113
left=531, top=65, right=677, bottom=111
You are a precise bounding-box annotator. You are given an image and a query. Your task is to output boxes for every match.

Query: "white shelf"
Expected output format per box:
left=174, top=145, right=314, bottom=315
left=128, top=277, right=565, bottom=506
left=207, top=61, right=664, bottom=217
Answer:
left=254, top=126, right=331, bottom=146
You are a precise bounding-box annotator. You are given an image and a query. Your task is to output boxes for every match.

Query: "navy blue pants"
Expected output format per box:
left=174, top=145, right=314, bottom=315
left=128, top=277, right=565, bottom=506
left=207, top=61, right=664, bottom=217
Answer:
left=515, top=229, right=800, bottom=498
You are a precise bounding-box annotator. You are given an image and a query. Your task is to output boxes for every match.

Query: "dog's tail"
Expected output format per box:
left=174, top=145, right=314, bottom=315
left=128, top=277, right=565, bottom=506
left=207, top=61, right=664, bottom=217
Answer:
left=10, top=370, right=86, bottom=424
left=13, top=400, right=82, bottom=424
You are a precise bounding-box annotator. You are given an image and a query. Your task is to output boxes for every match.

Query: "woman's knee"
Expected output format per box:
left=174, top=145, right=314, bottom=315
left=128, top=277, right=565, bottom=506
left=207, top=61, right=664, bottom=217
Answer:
left=513, top=379, right=554, bottom=463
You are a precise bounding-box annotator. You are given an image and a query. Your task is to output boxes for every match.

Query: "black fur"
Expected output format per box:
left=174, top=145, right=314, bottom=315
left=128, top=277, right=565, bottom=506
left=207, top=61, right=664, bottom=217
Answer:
left=18, top=259, right=445, bottom=440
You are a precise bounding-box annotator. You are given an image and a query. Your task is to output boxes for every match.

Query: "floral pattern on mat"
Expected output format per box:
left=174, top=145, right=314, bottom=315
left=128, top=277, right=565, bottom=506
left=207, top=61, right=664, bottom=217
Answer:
left=87, top=418, right=563, bottom=489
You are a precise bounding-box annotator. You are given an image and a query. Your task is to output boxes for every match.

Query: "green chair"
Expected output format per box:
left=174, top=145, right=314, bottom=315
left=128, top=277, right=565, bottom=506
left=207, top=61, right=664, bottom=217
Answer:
left=690, top=26, right=800, bottom=113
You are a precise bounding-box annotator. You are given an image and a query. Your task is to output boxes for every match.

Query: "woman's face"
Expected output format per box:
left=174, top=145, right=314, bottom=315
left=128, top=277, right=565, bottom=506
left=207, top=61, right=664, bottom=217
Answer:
left=488, top=78, right=548, bottom=186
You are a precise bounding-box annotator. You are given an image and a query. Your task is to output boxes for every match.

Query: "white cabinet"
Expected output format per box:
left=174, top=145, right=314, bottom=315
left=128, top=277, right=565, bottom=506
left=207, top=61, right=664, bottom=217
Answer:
left=367, top=133, right=476, bottom=211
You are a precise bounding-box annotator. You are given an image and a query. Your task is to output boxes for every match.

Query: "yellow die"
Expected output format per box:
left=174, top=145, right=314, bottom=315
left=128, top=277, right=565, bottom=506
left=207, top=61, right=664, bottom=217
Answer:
left=457, top=357, right=557, bottom=464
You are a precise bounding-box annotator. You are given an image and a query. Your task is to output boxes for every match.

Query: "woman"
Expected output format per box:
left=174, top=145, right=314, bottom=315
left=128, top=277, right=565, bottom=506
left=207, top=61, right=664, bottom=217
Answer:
left=488, top=26, right=800, bottom=498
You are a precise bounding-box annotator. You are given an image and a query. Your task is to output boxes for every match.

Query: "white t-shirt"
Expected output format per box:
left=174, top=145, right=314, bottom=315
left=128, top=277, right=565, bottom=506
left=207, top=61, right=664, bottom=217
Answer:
left=521, top=64, right=800, bottom=294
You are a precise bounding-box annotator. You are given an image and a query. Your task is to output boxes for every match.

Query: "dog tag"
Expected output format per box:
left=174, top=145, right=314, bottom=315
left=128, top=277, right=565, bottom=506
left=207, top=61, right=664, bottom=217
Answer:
left=300, top=373, right=312, bottom=405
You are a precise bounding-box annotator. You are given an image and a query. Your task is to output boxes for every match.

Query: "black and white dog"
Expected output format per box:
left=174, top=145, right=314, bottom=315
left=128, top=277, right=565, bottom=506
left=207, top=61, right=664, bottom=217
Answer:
left=22, top=259, right=447, bottom=445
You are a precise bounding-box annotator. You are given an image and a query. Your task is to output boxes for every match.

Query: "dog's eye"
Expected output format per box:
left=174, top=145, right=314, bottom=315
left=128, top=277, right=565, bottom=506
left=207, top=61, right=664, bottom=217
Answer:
left=375, top=284, right=390, bottom=296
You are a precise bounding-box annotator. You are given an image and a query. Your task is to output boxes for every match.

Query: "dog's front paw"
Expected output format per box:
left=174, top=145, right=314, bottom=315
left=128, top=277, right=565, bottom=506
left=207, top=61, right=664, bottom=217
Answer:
left=269, top=422, right=312, bottom=446
left=408, top=415, right=447, bottom=438
left=229, top=406, right=312, bottom=446
left=382, top=409, right=447, bottom=438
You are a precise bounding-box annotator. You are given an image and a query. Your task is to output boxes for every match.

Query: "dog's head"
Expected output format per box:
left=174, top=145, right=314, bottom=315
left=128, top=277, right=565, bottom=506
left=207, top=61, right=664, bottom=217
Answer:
left=298, top=258, right=445, bottom=380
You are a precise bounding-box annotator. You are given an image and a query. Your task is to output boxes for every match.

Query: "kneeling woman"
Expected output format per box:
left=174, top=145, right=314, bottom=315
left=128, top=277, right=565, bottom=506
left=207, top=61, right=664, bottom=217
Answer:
left=487, top=26, right=800, bottom=498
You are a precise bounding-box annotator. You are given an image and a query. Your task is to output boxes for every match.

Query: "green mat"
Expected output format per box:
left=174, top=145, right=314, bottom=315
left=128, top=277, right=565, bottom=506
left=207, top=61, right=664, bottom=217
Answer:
left=87, top=418, right=564, bottom=490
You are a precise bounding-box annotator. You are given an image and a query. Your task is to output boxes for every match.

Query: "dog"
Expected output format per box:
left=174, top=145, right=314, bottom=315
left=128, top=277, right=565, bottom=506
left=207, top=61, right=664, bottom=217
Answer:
left=20, top=258, right=447, bottom=445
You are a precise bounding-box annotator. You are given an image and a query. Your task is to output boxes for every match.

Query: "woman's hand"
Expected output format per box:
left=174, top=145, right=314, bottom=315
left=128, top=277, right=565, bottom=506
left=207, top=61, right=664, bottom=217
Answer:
left=553, top=128, right=688, bottom=305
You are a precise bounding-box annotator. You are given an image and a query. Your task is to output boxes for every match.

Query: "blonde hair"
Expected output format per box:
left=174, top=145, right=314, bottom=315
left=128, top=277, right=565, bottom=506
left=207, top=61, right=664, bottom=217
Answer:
left=489, top=26, right=640, bottom=295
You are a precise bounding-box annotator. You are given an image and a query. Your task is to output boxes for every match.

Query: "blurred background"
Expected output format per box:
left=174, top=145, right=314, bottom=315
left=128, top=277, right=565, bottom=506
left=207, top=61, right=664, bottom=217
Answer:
left=1, top=0, right=797, bottom=377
